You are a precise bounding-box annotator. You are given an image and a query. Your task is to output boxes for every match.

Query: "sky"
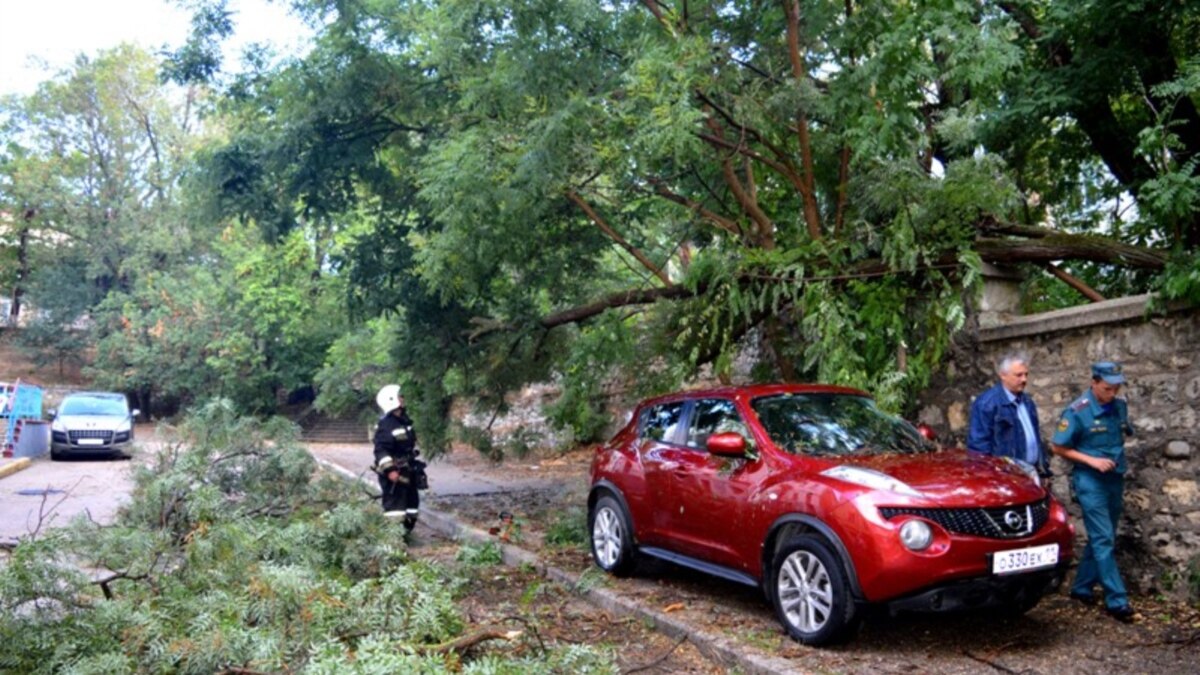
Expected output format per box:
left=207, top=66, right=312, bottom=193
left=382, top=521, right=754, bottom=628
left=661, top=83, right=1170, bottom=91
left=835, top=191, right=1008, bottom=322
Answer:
left=0, top=0, right=313, bottom=97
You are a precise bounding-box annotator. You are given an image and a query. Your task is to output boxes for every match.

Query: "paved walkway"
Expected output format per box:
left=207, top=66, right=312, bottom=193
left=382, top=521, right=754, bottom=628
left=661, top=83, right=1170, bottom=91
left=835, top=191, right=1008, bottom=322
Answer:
left=304, top=443, right=562, bottom=496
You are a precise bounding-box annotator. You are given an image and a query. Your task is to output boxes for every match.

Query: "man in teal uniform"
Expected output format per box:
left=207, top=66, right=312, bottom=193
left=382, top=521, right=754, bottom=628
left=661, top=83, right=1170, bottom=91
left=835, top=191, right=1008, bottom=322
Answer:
left=1050, top=362, right=1137, bottom=623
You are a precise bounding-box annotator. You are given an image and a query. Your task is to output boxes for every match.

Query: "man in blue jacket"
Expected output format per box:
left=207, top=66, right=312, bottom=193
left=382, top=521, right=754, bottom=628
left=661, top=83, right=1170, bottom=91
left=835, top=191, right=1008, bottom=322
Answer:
left=967, top=354, right=1048, bottom=475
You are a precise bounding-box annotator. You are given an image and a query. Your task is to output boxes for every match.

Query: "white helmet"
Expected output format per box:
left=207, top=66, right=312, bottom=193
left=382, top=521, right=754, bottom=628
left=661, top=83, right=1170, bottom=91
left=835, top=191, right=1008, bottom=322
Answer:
left=376, top=384, right=403, bottom=414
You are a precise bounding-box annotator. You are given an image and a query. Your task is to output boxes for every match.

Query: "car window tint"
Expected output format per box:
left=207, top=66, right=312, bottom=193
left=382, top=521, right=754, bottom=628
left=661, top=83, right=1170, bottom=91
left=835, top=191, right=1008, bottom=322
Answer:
left=750, top=393, right=929, bottom=456
left=60, top=397, right=128, bottom=416
left=640, top=402, right=685, bottom=444
left=686, top=398, right=752, bottom=450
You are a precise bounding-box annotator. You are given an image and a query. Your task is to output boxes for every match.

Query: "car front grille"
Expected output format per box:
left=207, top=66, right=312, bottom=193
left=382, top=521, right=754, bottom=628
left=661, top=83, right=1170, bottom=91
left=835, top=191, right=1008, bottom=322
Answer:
left=880, top=498, right=1050, bottom=539
left=68, top=429, right=115, bottom=444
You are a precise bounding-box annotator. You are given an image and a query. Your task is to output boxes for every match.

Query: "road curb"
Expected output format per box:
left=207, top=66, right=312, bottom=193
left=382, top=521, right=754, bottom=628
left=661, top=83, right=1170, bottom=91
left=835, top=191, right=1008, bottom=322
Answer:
left=0, top=458, right=32, bottom=479
left=311, top=454, right=797, bottom=674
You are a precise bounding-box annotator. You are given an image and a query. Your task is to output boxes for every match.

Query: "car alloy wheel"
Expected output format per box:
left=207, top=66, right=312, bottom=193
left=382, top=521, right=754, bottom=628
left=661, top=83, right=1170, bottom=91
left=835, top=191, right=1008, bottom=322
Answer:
left=589, top=495, right=636, bottom=576
left=771, top=535, right=858, bottom=645
left=778, top=549, right=834, bottom=632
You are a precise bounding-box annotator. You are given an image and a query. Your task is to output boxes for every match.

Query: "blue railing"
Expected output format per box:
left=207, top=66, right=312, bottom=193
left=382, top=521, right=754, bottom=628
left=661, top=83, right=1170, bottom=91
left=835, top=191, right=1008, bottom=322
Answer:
left=2, top=381, right=43, bottom=455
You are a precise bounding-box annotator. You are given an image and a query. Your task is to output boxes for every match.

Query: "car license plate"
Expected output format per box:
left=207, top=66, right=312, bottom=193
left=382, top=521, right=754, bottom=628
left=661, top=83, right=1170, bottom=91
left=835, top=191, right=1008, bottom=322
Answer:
left=78, top=438, right=105, bottom=446
left=992, top=543, right=1058, bottom=575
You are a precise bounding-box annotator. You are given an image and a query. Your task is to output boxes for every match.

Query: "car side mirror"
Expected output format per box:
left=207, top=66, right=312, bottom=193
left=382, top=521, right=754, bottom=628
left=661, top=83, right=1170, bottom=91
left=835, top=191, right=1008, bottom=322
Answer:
left=47, top=408, right=56, bottom=419
left=131, top=409, right=141, bottom=419
left=706, top=432, right=747, bottom=457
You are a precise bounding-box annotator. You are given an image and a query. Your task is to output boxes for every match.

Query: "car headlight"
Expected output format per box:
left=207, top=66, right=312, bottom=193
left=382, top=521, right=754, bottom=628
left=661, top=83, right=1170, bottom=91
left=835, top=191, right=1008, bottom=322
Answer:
left=115, top=419, right=132, bottom=433
left=899, top=520, right=933, bottom=551
left=1005, top=457, right=1041, bottom=487
left=820, top=466, right=921, bottom=496
left=51, top=418, right=67, bottom=433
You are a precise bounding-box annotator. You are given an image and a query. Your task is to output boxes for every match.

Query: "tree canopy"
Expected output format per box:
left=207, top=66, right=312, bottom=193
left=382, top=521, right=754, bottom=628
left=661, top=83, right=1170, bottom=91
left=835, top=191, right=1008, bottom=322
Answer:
left=4, top=1, right=1197, bottom=451
left=174, top=0, right=1194, bottom=450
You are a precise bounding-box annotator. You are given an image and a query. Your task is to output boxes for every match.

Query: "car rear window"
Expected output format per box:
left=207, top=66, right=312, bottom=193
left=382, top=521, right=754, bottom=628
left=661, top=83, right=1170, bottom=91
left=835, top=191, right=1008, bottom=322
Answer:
left=750, top=393, right=929, bottom=456
left=639, top=401, right=685, bottom=444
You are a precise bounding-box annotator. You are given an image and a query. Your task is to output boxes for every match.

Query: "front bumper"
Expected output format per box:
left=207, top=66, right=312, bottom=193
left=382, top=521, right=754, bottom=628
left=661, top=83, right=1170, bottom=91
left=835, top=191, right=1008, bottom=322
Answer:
left=831, top=491, right=1075, bottom=602
left=886, top=561, right=1069, bottom=613
left=51, top=431, right=133, bottom=455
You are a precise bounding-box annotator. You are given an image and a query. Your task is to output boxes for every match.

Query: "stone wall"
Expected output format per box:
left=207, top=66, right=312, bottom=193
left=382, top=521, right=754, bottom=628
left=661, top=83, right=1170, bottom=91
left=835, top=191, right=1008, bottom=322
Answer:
left=916, top=293, right=1200, bottom=598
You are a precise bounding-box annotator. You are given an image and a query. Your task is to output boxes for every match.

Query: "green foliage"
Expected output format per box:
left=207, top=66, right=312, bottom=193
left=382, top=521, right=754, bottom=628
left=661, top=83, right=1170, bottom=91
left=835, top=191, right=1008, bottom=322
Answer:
left=13, top=254, right=96, bottom=374
left=544, top=507, right=588, bottom=550
left=571, top=567, right=608, bottom=594
left=544, top=315, right=638, bottom=444
left=313, top=316, right=399, bottom=420
left=1020, top=266, right=1088, bottom=313
left=161, top=0, right=235, bottom=85
left=1155, top=252, right=1200, bottom=306
left=0, top=43, right=210, bottom=293
left=456, top=542, right=504, bottom=567
left=1188, top=556, right=1200, bottom=603
left=0, top=403, right=613, bottom=673
left=86, top=225, right=347, bottom=413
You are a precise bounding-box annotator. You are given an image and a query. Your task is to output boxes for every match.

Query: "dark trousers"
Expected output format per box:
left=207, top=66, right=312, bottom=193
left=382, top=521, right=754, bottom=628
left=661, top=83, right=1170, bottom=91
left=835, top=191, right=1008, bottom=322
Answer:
left=378, top=473, right=420, bottom=529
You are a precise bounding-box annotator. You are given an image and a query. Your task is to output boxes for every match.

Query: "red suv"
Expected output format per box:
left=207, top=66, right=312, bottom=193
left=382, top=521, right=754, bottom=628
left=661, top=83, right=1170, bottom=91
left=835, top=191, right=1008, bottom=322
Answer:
left=588, top=384, right=1073, bottom=645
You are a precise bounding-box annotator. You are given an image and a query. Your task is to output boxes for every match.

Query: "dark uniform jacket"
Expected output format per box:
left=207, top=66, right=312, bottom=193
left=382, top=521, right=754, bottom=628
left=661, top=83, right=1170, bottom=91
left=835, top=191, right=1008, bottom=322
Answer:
left=373, top=410, right=417, bottom=473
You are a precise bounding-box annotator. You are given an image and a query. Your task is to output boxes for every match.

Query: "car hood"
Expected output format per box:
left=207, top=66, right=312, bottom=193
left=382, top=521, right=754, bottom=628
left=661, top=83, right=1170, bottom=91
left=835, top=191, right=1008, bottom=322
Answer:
left=825, top=449, right=1044, bottom=506
left=56, top=414, right=129, bottom=430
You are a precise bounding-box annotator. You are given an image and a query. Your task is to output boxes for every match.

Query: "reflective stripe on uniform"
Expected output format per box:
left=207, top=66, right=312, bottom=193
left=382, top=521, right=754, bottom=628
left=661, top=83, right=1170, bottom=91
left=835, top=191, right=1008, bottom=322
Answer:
left=377, top=456, right=395, bottom=470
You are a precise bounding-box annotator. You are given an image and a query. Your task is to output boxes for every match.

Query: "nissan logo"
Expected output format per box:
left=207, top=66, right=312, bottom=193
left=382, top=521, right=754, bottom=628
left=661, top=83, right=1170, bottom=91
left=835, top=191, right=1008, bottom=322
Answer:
left=1004, top=510, right=1024, bottom=531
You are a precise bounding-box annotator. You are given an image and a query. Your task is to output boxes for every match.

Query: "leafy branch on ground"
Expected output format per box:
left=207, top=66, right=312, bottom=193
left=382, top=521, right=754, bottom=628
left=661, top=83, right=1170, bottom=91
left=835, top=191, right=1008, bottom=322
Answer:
left=0, top=401, right=615, bottom=673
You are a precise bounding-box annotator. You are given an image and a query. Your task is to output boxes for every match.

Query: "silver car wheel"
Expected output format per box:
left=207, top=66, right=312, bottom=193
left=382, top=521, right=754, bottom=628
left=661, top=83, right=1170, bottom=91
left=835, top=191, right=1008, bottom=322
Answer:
left=592, top=505, right=623, bottom=569
left=777, top=549, right=834, bottom=633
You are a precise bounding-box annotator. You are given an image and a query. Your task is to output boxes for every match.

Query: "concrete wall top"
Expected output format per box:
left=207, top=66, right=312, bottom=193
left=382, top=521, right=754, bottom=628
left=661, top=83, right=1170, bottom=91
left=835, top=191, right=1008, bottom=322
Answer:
left=979, top=293, right=1165, bottom=342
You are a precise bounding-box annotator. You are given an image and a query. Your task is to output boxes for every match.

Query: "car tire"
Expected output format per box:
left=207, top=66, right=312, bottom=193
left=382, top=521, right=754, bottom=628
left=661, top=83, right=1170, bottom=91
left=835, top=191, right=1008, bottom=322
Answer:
left=770, top=535, right=859, bottom=646
left=589, top=495, right=637, bottom=576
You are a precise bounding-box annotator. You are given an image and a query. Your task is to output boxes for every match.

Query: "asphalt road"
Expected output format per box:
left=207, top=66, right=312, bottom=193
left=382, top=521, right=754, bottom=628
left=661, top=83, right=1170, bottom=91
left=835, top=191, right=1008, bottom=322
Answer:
left=0, top=439, right=552, bottom=547
left=0, top=452, right=139, bottom=545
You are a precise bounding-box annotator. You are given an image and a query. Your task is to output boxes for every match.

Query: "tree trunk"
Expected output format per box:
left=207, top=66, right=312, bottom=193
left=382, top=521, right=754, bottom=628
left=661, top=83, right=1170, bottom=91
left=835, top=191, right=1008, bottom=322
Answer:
left=9, top=211, right=32, bottom=325
left=975, top=235, right=1166, bottom=269
left=472, top=229, right=1168, bottom=340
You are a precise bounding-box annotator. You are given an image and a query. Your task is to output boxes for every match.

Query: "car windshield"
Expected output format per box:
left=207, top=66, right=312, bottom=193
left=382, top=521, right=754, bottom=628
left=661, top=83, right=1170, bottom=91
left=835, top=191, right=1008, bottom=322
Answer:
left=750, top=393, right=930, bottom=456
left=61, top=396, right=128, bottom=416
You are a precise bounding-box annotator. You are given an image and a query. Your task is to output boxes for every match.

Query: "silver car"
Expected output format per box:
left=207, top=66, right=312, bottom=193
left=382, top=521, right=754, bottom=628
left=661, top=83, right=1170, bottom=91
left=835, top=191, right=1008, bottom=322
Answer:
left=49, top=392, right=139, bottom=459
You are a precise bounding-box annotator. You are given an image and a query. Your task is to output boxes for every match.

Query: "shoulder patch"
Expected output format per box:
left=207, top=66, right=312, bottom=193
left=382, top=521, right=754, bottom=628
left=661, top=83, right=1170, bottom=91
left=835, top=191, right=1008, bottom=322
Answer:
left=1056, top=418, right=1070, bottom=433
left=1069, top=398, right=1089, bottom=411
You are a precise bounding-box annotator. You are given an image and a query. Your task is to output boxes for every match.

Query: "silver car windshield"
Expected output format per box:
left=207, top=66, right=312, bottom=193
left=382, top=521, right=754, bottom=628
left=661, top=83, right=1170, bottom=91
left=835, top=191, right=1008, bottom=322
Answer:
left=750, top=393, right=930, bottom=456
left=61, top=397, right=128, bottom=416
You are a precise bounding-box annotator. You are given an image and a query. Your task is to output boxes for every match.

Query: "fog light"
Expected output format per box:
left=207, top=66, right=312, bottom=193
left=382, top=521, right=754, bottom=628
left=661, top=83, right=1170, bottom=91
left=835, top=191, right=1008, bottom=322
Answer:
left=900, top=520, right=933, bottom=551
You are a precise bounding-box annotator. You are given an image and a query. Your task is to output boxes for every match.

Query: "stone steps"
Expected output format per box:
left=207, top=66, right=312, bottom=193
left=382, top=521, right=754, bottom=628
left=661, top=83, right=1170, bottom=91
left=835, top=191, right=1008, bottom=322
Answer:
left=294, top=410, right=369, bottom=444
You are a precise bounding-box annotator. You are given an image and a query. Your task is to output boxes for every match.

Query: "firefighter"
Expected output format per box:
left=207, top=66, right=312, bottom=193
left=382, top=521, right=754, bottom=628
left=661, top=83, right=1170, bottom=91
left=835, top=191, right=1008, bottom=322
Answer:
left=373, top=384, right=423, bottom=532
